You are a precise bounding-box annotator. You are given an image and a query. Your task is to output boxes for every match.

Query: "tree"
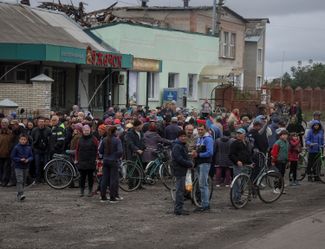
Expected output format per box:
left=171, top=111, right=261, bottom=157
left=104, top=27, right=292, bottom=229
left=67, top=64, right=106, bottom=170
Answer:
left=283, top=62, right=325, bottom=88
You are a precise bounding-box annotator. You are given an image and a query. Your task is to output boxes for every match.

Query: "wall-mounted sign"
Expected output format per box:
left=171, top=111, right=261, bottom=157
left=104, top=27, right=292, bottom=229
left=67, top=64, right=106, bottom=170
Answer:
left=86, top=46, right=122, bottom=68
left=133, top=58, right=162, bottom=72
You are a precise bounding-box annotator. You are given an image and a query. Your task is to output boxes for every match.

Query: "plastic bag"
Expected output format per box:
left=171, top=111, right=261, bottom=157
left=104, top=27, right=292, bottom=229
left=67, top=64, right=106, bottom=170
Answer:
left=185, top=169, right=192, bottom=192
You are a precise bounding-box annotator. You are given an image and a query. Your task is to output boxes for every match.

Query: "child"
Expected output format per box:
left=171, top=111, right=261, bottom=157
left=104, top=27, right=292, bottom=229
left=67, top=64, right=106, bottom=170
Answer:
left=271, top=128, right=289, bottom=193
left=288, top=133, right=301, bottom=186
left=10, top=133, right=33, bottom=201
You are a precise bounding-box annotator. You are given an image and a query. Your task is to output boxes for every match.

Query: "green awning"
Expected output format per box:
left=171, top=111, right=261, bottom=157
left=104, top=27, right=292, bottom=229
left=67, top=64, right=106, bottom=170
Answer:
left=0, top=43, right=133, bottom=69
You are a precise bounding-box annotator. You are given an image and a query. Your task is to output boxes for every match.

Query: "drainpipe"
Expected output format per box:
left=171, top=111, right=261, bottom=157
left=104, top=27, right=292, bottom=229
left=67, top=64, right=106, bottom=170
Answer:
left=212, top=0, right=217, bottom=35
left=126, top=70, right=130, bottom=109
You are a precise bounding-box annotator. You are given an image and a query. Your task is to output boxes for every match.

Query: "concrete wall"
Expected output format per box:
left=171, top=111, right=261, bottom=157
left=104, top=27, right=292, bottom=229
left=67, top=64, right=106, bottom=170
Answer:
left=91, top=23, right=220, bottom=109
left=244, top=42, right=257, bottom=89
left=111, top=8, right=246, bottom=86
left=0, top=81, right=52, bottom=117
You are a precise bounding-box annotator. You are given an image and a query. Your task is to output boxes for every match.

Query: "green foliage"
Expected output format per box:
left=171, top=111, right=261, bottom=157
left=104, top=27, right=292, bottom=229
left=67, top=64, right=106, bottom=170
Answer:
left=282, top=63, right=325, bottom=88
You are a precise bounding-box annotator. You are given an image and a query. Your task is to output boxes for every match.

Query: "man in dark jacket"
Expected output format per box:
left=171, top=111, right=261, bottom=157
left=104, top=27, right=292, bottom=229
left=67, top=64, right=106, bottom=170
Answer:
left=172, top=130, right=193, bottom=215
left=229, top=128, right=253, bottom=204
left=31, top=117, right=51, bottom=183
left=165, top=117, right=181, bottom=140
left=126, top=119, right=145, bottom=162
left=49, top=115, right=65, bottom=158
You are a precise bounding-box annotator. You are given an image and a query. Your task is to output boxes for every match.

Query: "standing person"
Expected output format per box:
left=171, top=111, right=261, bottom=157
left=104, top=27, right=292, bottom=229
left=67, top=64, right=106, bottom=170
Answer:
left=288, top=133, right=301, bottom=186
left=75, top=125, right=99, bottom=197
left=0, top=118, right=14, bottom=187
left=191, top=124, right=214, bottom=212
left=165, top=117, right=181, bottom=140
left=31, top=118, right=51, bottom=184
left=10, top=134, right=33, bottom=201
left=229, top=128, right=253, bottom=175
left=142, top=123, right=169, bottom=164
left=214, top=131, right=235, bottom=187
left=49, top=115, right=65, bottom=158
left=172, top=130, right=194, bottom=215
left=185, top=124, right=197, bottom=152
left=229, top=128, right=253, bottom=205
left=8, top=120, right=26, bottom=187
left=126, top=119, right=145, bottom=162
left=271, top=128, right=289, bottom=193
left=287, top=116, right=305, bottom=147
left=99, top=126, right=123, bottom=203
left=305, top=120, right=324, bottom=182
left=95, top=124, right=107, bottom=194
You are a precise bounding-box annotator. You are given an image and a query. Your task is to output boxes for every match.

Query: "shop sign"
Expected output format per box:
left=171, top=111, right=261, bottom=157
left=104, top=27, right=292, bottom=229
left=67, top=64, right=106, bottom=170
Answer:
left=86, top=46, right=122, bottom=68
left=133, top=58, right=161, bottom=72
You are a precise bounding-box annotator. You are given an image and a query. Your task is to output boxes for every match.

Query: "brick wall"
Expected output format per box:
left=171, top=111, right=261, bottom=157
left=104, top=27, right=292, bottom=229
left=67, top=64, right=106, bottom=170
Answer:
left=270, top=85, right=325, bottom=112
left=215, top=85, right=325, bottom=115
left=0, top=82, right=52, bottom=117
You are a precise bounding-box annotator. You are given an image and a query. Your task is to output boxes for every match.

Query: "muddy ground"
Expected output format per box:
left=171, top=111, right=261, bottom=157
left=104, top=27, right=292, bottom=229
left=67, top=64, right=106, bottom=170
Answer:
left=0, top=178, right=325, bottom=249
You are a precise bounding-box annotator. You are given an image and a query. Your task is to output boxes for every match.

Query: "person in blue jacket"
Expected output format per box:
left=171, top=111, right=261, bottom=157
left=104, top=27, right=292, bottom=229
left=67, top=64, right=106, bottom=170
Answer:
left=10, top=133, right=33, bottom=201
left=192, top=123, right=214, bottom=212
left=305, top=120, right=324, bottom=181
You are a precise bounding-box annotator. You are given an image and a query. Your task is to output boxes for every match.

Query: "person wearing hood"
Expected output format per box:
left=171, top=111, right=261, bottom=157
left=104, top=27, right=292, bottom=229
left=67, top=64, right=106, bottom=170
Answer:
left=305, top=120, right=324, bottom=181
left=191, top=123, right=214, bottom=212
left=213, top=131, right=235, bottom=187
left=75, top=125, right=99, bottom=197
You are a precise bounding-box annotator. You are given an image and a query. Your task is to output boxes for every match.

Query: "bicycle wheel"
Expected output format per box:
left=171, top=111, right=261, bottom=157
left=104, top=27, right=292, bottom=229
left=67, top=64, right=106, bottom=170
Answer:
left=257, top=171, right=284, bottom=203
left=314, top=158, right=325, bottom=183
left=191, top=176, right=214, bottom=208
left=119, top=161, right=143, bottom=192
left=44, top=159, right=74, bottom=189
left=230, top=174, right=251, bottom=209
left=159, top=162, right=173, bottom=190
left=297, top=153, right=307, bottom=181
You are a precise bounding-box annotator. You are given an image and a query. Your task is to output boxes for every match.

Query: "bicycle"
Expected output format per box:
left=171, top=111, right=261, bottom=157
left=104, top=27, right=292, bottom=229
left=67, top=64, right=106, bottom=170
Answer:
left=170, top=169, right=214, bottom=208
left=119, top=144, right=172, bottom=192
left=230, top=152, right=284, bottom=209
left=44, top=153, right=79, bottom=189
left=298, top=145, right=325, bottom=183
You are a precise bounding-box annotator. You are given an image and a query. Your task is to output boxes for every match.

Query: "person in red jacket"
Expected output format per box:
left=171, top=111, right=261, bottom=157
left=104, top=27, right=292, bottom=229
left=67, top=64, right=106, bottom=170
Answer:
left=288, top=133, right=301, bottom=186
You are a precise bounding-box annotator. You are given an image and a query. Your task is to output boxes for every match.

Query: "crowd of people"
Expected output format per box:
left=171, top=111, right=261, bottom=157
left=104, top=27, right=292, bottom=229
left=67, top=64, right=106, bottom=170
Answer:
left=0, top=101, right=324, bottom=216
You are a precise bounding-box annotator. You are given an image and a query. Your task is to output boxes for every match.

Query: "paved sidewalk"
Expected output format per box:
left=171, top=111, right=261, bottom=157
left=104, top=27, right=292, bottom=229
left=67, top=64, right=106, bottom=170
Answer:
left=231, top=209, right=325, bottom=249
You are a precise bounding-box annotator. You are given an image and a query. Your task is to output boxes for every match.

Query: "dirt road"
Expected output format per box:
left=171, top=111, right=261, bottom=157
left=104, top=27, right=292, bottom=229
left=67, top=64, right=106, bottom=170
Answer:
left=0, top=180, right=324, bottom=249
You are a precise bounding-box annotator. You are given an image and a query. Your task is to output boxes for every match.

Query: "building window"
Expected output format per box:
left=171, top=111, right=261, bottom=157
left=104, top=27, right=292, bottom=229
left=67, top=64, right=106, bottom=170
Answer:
left=147, top=72, right=159, bottom=99
left=258, top=48, right=263, bottom=62
left=88, top=73, right=104, bottom=109
left=188, top=74, right=197, bottom=100
left=221, top=31, right=236, bottom=59
left=168, top=73, right=179, bottom=88
left=256, top=76, right=262, bottom=90
left=129, top=71, right=138, bottom=104
left=16, top=69, right=27, bottom=82
left=51, top=69, right=66, bottom=109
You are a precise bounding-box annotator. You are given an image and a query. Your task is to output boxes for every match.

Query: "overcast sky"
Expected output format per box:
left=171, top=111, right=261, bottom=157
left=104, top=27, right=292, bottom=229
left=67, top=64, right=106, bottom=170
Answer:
left=27, top=0, right=325, bottom=79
